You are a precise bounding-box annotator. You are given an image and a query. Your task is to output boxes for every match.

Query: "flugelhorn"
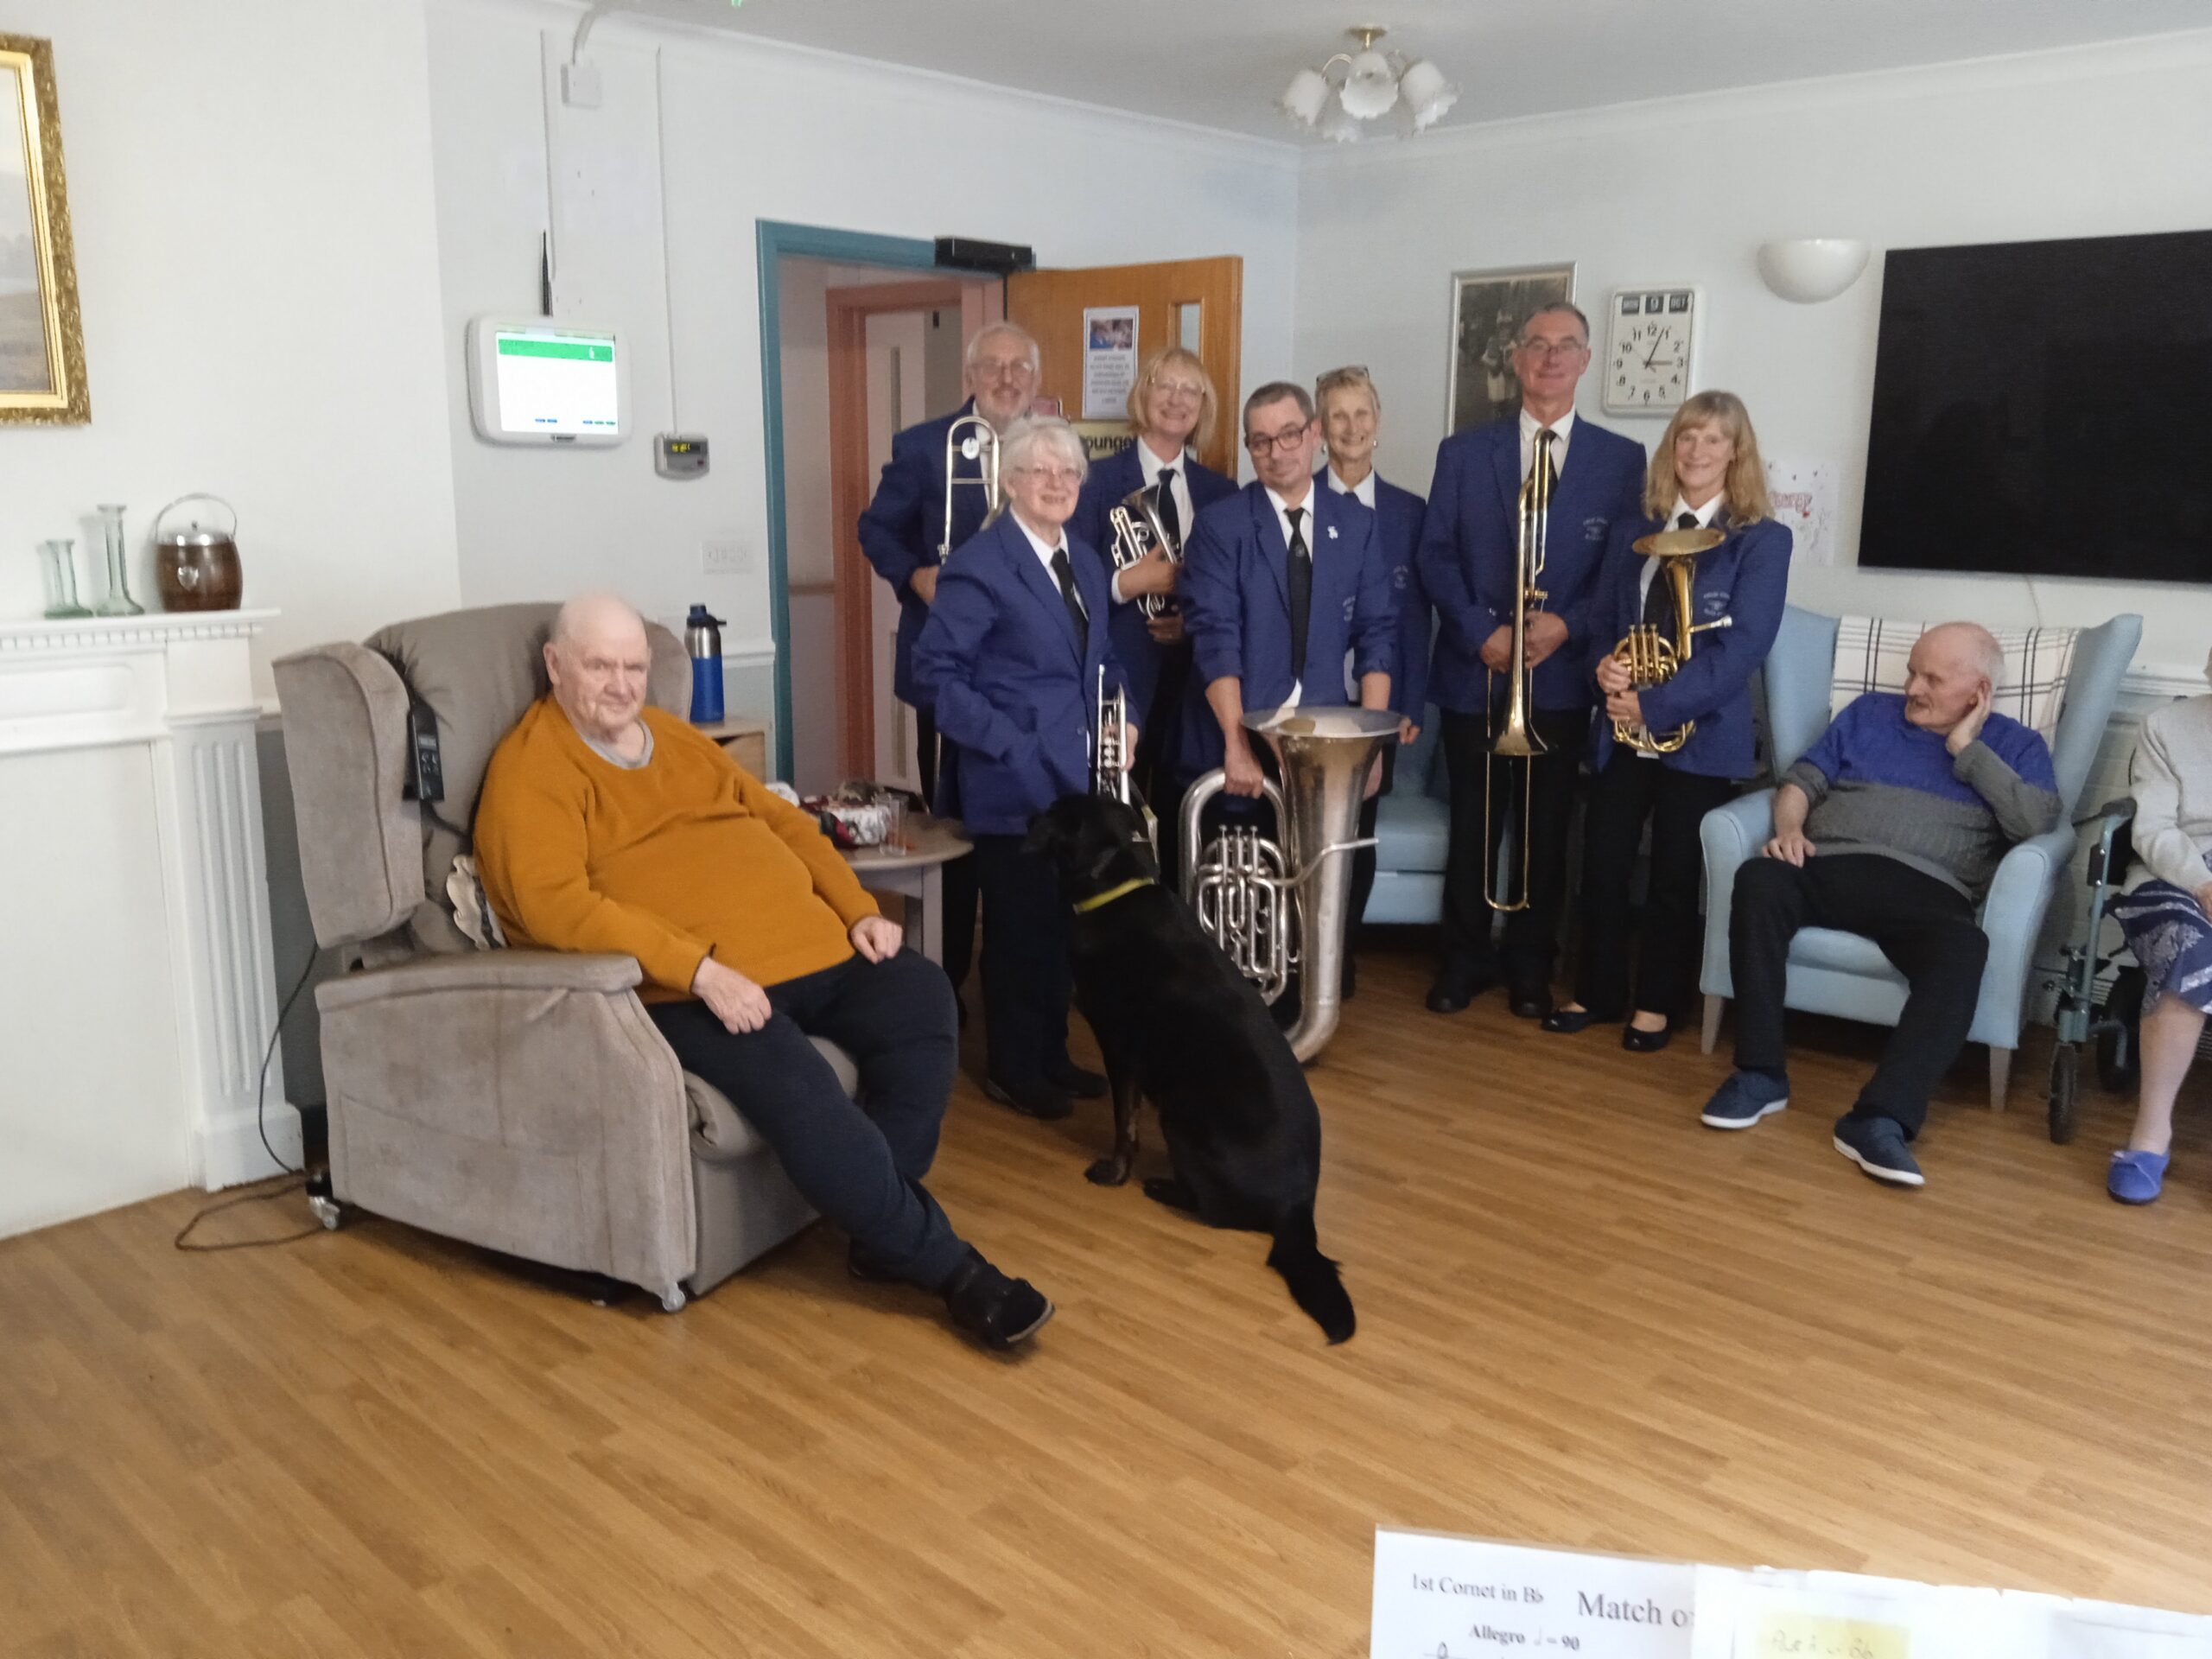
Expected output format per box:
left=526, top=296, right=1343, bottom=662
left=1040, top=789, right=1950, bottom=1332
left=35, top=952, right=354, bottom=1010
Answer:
left=1105, top=483, right=1179, bottom=620
left=939, top=414, right=1002, bottom=563
left=1611, top=525, right=1731, bottom=755
left=1179, top=706, right=1399, bottom=1062
left=1484, top=439, right=1552, bottom=912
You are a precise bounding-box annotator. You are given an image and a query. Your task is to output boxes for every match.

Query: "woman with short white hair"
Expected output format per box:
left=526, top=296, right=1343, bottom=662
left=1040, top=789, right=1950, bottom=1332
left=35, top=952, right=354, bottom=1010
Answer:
left=913, top=416, right=1133, bottom=1121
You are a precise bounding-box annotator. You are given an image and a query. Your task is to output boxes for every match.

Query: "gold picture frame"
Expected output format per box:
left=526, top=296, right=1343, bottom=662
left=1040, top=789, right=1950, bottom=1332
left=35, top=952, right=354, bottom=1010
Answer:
left=0, top=34, right=88, bottom=424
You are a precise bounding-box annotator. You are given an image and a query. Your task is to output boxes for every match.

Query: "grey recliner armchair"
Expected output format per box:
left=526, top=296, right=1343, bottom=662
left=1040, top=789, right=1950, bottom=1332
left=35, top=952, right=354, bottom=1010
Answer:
left=273, top=602, right=828, bottom=1309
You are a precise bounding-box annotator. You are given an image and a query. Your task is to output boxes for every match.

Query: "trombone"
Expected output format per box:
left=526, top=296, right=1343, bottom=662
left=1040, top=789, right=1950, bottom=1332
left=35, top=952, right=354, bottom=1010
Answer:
left=1483, top=440, right=1552, bottom=912
left=939, top=414, right=1002, bottom=563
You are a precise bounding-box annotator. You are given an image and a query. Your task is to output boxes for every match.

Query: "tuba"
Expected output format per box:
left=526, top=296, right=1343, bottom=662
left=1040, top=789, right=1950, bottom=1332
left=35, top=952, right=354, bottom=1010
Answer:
left=1105, top=482, right=1179, bottom=620
left=1484, top=436, right=1552, bottom=911
left=1611, top=525, right=1730, bottom=754
left=1179, top=706, right=1400, bottom=1061
left=939, top=414, right=1002, bottom=563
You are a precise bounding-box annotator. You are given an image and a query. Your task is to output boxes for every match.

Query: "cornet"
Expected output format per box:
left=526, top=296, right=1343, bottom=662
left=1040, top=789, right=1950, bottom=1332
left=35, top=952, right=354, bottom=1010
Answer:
left=939, top=414, right=1002, bottom=563
left=1484, top=439, right=1552, bottom=912
left=1611, top=525, right=1730, bottom=754
left=1092, top=664, right=1133, bottom=806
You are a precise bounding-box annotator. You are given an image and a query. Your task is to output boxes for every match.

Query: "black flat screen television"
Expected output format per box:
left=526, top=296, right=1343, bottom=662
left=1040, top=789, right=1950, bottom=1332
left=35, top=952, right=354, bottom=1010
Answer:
left=1860, top=228, right=2212, bottom=583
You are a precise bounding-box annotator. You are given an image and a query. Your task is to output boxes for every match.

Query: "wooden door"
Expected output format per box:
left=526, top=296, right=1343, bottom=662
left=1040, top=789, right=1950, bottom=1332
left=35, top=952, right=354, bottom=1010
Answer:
left=1005, top=257, right=1243, bottom=477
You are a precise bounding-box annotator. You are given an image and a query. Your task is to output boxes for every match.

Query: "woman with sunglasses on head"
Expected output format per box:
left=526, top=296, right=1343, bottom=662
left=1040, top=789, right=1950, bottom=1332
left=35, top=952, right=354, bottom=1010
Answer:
left=1543, top=391, right=1792, bottom=1052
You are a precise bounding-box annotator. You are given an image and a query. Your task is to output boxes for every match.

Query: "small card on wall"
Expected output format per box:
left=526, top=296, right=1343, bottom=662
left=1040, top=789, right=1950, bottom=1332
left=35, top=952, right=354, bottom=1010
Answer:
left=1370, top=1529, right=1696, bottom=1656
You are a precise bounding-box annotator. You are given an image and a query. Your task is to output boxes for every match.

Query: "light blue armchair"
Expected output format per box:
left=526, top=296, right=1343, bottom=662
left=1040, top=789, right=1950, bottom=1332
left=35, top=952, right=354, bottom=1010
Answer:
left=1697, top=607, right=2142, bottom=1108
left=1365, top=706, right=1450, bottom=925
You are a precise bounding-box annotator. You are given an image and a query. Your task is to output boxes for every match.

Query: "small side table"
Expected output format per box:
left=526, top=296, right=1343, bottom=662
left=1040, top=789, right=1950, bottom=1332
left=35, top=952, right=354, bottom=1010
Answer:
left=691, top=715, right=770, bottom=779
left=842, top=815, right=971, bottom=964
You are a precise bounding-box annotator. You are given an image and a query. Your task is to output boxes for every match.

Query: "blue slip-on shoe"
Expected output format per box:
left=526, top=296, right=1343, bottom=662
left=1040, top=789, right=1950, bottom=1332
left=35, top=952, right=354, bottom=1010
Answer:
left=2107, top=1149, right=2171, bottom=1205
left=1700, top=1070, right=1789, bottom=1130
left=1833, top=1114, right=1925, bottom=1188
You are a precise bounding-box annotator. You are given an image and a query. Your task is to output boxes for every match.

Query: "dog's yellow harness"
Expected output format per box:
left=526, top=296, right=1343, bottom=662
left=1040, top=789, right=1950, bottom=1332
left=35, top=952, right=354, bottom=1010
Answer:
left=1071, top=877, right=1153, bottom=914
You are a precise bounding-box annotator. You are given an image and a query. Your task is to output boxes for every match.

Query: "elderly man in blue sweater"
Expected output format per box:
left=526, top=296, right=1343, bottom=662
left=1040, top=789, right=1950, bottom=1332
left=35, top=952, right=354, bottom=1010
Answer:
left=1700, top=622, right=2062, bottom=1187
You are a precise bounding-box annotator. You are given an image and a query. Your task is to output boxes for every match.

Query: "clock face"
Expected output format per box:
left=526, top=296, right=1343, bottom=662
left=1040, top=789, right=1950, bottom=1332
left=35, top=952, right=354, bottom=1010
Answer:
left=1605, top=289, right=1696, bottom=415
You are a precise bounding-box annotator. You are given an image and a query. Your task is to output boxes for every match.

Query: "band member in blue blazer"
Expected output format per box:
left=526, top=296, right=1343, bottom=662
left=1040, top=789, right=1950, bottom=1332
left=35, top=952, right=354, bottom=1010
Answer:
left=1315, top=365, right=1429, bottom=996
left=912, top=416, right=1131, bottom=1123
left=1071, top=346, right=1236, bottom=805
left=1415, top=302, right=1647, bottom=1020
left=1181, top=380, right=1398, bottom=821
left=858, top=321, right=1041, bottom=804
left=1544, top=391, right=1792, bottom=1052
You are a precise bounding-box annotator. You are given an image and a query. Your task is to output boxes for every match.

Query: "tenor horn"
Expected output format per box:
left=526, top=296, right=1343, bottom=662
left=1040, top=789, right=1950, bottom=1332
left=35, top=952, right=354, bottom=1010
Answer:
left=1179, top=706, right=1399, bottom=1062
left=939, top=414, right=1002, bottom=563
left=1105, top=482, right=1179, bottom=621
left=1611, top=524, right=1731, bottom=755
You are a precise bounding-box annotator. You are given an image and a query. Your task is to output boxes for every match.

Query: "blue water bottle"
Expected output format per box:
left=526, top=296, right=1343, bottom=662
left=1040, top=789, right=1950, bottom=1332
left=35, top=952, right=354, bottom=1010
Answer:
left=685, top=604, right=726, bottom=724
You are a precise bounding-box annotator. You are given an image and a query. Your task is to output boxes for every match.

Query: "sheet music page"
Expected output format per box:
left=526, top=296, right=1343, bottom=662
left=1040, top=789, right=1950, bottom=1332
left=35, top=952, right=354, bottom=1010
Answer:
left=1371, top=1529, right=1696, bottom=1657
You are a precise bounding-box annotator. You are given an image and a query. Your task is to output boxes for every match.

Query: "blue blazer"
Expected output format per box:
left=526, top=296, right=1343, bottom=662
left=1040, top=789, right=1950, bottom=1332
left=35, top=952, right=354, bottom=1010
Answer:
left=1071, top=442, right=1236, bottom=726
left=857, top=399, right=993, bottom=708
left=910, top=512, right=1128, bottom=836
left=1587, top=512, right=1793, bottom=778
left=1177, top=482, right=1398, bottom=780
left=1319, top=468, right=1431, bottom=721
left=1415, top=416, right=1646, bottom=715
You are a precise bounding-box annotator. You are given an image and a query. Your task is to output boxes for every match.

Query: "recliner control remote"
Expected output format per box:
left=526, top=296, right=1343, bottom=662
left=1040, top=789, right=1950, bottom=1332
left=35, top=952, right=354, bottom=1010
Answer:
left=407, top=702, right=445, bottom=803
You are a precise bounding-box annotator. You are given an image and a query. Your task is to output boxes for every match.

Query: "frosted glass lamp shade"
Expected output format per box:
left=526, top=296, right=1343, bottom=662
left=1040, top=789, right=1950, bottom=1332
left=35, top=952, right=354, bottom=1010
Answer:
left=1318, top=99, right=1360, bottom=143
left=1339, top=49, right=1400, bottom=119
left=1280, top=67, right=1330, bottom=126
left=1399, top=59, right=1458, bottom=128
left=1757, top=238, right=1872, bottom=303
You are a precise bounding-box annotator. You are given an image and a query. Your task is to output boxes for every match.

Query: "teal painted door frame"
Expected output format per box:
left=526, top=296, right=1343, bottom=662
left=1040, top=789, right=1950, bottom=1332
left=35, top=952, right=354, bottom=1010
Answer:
left=753, top=221, right=947, bottom=782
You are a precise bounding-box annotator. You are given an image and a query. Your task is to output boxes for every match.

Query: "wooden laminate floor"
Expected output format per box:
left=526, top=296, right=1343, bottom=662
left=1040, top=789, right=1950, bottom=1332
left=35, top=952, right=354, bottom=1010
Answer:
left=7, top=941, right=2212, bottom=1657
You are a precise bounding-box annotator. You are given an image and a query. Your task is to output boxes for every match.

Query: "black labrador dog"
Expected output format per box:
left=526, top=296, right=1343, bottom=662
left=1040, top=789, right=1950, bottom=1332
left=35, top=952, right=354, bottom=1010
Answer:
left=1025, top=792, right=1355, bottom=1344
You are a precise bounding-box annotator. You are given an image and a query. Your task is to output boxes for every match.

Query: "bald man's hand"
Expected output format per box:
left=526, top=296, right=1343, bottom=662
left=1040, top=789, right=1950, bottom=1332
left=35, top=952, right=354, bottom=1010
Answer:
left=1946, top=683, right=1993, bottom=757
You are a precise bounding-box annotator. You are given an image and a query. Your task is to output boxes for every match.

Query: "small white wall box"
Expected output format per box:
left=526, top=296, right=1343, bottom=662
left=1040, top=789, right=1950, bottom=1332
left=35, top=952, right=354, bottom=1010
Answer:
left=467, top=316, right=626, bottom=445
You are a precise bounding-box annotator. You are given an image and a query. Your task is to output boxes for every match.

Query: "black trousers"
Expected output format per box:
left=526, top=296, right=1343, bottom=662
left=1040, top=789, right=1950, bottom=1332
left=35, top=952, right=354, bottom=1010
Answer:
left=648, top=951, right=969, bottom=1289
left=913, top=705, right=976, bottom=991
left=1344, top=744, right=1399, bottom=957
left=971, top=832, right=1074, bottom=1087
left=1728, top=854, right=1989, bottom=1135
left=1135, top=640, right=1193, bottom=804
left=1439, top=701, right=1587, bottom=986
left=1573, top=752, right=1737, bottom=1023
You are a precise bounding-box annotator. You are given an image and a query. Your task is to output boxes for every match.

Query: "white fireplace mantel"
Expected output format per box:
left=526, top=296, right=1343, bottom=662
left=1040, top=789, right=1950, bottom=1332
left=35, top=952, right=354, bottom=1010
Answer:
left=0, top=611, right=291, bottom=1238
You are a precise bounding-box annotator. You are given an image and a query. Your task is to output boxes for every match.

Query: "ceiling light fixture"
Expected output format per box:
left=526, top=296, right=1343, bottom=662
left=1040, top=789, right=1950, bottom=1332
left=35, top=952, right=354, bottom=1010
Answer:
left=1279, top=27, right=1459, bottom=143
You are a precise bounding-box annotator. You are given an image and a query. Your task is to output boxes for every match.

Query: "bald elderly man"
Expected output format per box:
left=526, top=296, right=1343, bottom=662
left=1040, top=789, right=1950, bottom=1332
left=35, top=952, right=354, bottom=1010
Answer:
left=1700, top=622, right=2062, bottom=1187
left=474, top=594, right=1052, bottom=1349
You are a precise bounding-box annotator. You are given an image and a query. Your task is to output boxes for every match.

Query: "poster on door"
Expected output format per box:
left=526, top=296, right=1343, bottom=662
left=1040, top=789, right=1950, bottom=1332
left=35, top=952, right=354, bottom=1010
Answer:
left=1082, top=305, right=1139, bottom=420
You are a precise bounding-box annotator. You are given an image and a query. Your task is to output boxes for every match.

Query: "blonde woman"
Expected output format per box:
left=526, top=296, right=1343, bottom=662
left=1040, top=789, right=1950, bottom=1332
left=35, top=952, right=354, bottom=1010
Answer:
left=1544, top=391, right=1793, bottom=1052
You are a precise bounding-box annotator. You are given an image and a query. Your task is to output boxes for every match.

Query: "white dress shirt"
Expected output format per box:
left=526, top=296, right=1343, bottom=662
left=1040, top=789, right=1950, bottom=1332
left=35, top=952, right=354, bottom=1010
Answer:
left=1014, top=512, right=1085, bottom=622
left=1265, top=484, right=1317, bottom=706
left=1641, top=493, right=1722, bottom=609
left=1518, top=406, right=1577, bottom=481
left=1325, top=467, right=1376, bottom=509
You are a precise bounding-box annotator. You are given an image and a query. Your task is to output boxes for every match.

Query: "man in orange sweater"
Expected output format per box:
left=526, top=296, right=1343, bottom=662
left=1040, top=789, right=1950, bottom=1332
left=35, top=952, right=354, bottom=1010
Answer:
left=474, top=594, right=1052, bottom=1349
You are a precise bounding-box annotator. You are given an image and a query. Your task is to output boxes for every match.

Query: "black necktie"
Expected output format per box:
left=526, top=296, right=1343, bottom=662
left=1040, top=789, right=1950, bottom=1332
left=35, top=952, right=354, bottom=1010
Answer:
left=1645, top=512, right=1700, bottom=627
left=1155, top=465, right=1181, bottom=554
left=1676, top=511, right=1700, bottom=529
left=1285, top=505, right=1313, bottom=678
left=1049, top=546, right=1088, bottom=645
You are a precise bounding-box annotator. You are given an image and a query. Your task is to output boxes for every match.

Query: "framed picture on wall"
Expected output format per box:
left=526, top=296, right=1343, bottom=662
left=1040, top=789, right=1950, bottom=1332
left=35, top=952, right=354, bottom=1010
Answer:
left=1446, top=263, right=1574, bottom=435
left=1, top=33, right=89, bottom=425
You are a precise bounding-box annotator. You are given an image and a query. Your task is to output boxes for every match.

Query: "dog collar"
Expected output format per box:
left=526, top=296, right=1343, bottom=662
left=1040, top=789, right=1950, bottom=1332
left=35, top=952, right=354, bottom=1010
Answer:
left=1072, top=877, right=1153, bottom=914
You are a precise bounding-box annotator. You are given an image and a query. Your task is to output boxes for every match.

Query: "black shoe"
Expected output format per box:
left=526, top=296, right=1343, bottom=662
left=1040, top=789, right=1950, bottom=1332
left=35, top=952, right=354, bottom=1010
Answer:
left=942, top=1249, right=1055, bottom=1349
left=1508, top=982, right=1554, bottom=1020
left=982, top=1074, right=1075, bottom=1121
left=848, top=1241, right=903, bottom=1285
left=1620, top=1022, right=1673, bottom=1054
left=1833, top=1113, right=1925, bottom=1187
left=1425, top=964, right=1497, bottom=1014
left=1541, top=1007, right=1599, bottom=1034
left=1044, top=1059, right=1108, bottom=1100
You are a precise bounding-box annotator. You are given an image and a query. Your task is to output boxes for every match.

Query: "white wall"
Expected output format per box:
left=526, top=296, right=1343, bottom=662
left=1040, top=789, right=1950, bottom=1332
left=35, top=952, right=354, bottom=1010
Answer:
left=1294, top=32, right=2212, bottom=673
left=423, top=0, right=1300, bottom=712
left=2, top=0, right=461, bottom=684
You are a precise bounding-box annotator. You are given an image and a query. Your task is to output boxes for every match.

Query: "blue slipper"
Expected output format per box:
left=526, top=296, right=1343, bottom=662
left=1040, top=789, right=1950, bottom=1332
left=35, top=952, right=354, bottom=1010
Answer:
left=2107, top=1149, right=2170, bottom=1205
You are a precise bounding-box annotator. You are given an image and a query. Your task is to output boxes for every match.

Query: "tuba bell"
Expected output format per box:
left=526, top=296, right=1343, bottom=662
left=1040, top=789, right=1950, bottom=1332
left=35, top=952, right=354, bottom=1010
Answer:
left=1611, top=525, right=1731, bottom=754
left=1105, top=482, right=1179, bottom=621
left=1483, top=435, right=1552, bottom=911
left=1179, top=706, right=1400, bottom=1061
left=939, top=414, right=1002, bottom=563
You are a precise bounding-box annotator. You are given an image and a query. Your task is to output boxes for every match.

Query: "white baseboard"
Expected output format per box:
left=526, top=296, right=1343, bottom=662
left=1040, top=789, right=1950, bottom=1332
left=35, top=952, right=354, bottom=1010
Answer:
left=197, top=1099, right=304, bottom=1191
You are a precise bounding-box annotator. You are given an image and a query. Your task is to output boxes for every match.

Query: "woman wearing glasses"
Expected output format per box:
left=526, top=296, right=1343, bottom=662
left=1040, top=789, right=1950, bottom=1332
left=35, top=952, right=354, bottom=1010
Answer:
left=1542, top=391, right=1791, bottom=1052
left=1314, top=365, right=1431, bottom=995
left=1072, top=348, right=1237, bottom=841
left=913, top=416, right=1132, bottom=1122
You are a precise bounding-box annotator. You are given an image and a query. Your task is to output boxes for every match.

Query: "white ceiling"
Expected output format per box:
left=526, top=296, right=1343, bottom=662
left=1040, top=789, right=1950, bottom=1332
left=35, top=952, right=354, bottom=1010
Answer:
left=627, top=0, right=2212, bottom=142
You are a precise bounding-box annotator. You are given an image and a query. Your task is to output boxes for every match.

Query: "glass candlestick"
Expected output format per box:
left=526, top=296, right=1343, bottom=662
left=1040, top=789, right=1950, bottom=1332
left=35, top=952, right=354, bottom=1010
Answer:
left=40, top=539, right=92, bottom=618
left=93, top=503, right=143, bottom=617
